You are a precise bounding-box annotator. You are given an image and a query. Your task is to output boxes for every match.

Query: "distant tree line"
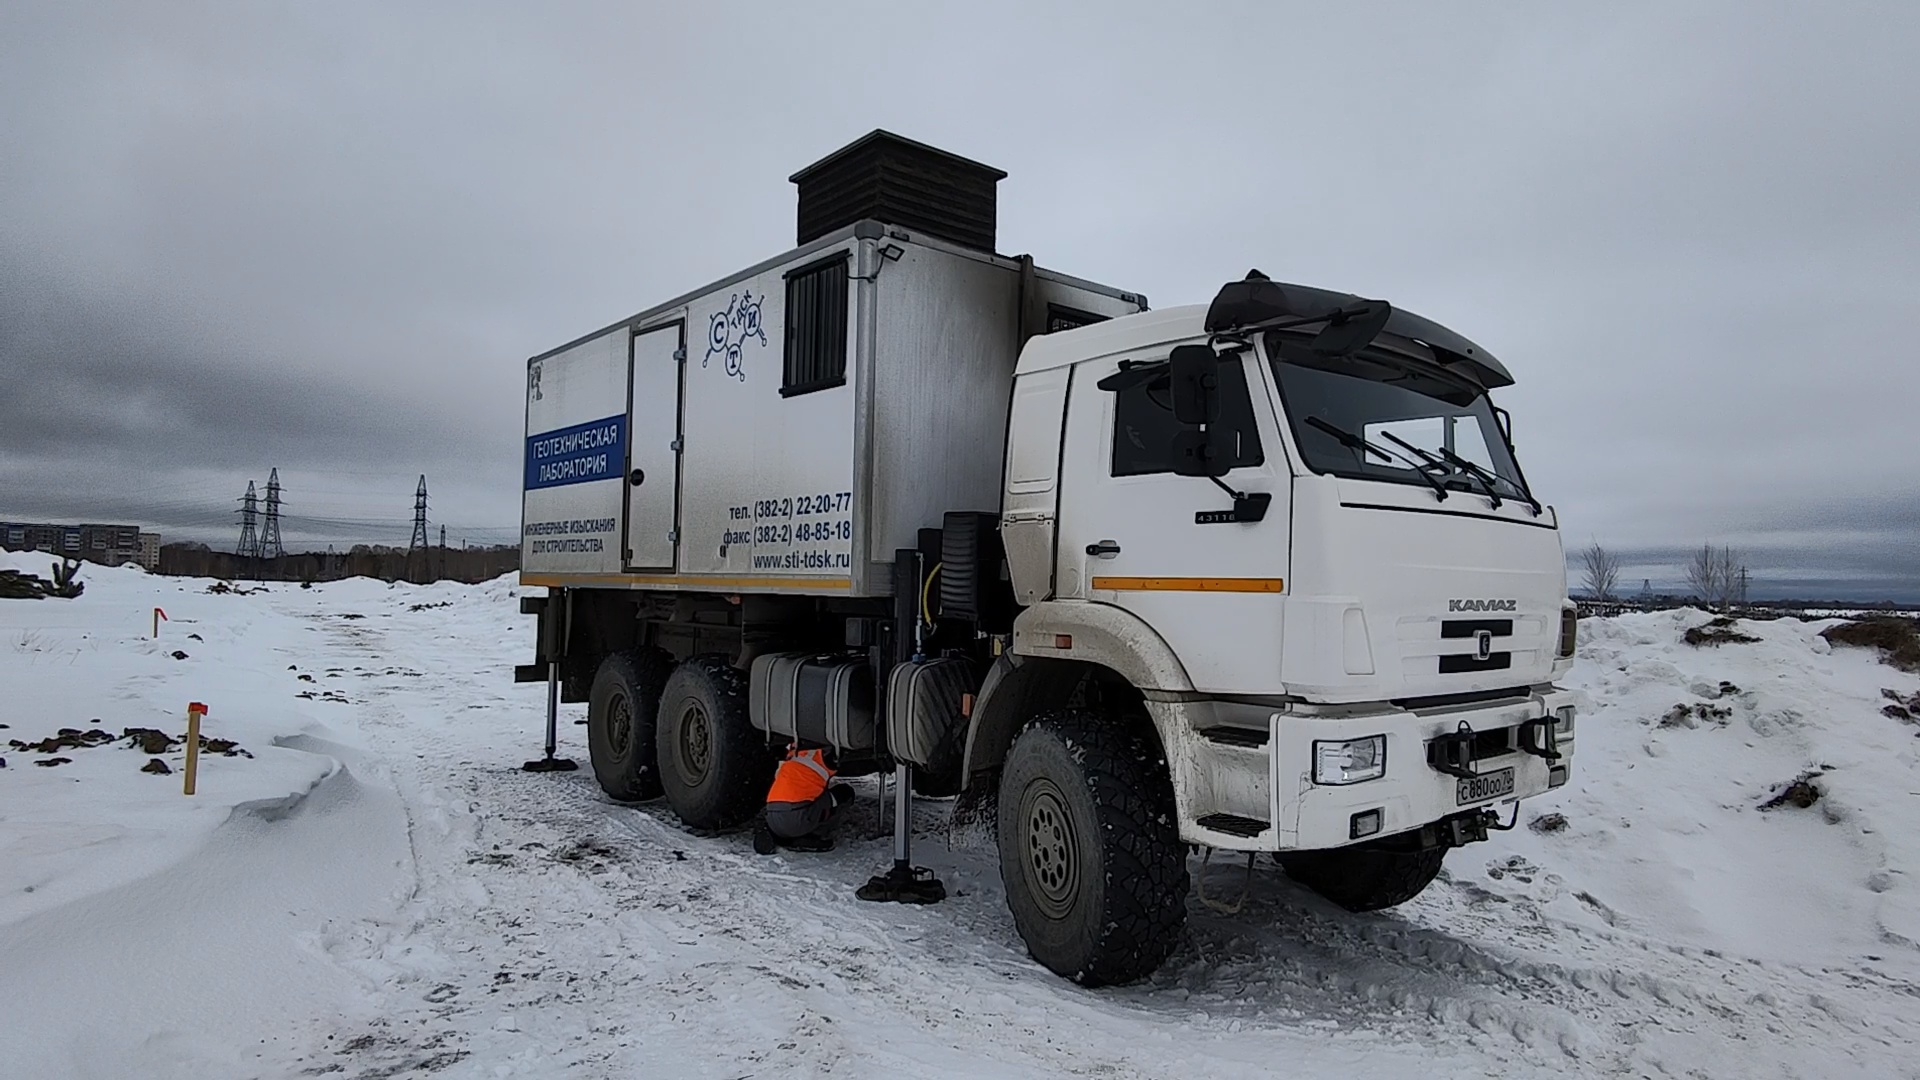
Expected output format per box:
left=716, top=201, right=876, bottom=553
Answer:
left=158, top=543, right=519, bottom=585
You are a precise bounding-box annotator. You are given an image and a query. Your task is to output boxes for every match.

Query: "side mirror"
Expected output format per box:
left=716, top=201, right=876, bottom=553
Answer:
left=1168, top=345, right=1221, bottom=425
left=1171, top=428, right=1231, bottom=477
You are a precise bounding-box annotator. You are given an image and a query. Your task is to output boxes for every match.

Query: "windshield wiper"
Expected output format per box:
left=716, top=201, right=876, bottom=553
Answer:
left=1386, top=438, right=1503, bottom=509
left=1306, top=416, right=1448, bottom=502
left=1435, top=445, right=1543, bottom=513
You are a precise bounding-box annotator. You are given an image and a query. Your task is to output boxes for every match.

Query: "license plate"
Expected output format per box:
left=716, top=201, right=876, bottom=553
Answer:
left=1456, top=767, right=1515, bottom=805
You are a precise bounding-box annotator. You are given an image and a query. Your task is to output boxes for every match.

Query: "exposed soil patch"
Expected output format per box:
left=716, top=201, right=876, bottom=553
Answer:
left=142, top=758, right=172, bottom=775
left=1684, top=617, right=1761, bottom=647
left=35, top=756, right=73, bottom=767
left=1759, top=770, right=1824, bottom=811
left=1823, top=618, right=1920, bottom=673
left=1529, top=812, right=1569, bottom=834
left=10, top=728, right=115, bottom=753
left=1659, top=702, right=1733, bottom=728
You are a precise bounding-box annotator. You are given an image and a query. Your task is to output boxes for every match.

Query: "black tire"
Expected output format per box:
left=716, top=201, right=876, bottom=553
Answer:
left=587, top=649, right=672, bottom=801
left=1279, top=844, right=1446, bottom=912
left=996, top=709, right=1188, bottom=986
left=656, top=655, right=773, bottom=831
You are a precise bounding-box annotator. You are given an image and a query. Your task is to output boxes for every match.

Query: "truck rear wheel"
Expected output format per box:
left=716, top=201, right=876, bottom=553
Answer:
left=1279, top=844, right=1446, bottom=912
left=587, top=649, right=672, bottom=802
left=656, top=655, right=772, bottom=831
left=996, top=710, right=1188, bottom=986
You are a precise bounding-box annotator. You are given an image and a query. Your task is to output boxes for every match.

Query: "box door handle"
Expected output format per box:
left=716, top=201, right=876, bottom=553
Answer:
left=1086, top=540, right=1121, bottom=558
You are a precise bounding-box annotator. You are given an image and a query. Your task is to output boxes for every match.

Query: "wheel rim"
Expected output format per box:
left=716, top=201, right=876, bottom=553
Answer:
left=676, top=699, right=712, bottom=783
left=607, top=691, right=633, bottom=756
left=1020, top=778, right=1080, bottom=919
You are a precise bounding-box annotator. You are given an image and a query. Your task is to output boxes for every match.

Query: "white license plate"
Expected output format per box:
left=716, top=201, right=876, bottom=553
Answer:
left=1456, top=767, right=1515, bottom=805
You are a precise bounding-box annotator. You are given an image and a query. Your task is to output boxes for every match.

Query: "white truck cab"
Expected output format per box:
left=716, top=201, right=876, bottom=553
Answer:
left=517, top=130, right=1576, bottom=988
left=995, top=282, right=1576, bottom=863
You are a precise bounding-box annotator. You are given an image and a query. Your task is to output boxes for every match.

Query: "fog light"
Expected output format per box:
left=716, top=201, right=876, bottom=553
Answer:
left=1558, top=606, right=1578, bottom=658
left=1554, top=704, right=1576, bottom=738
left=1549, top=765, right=1569, bottom=788
left=1350, top=808, right=1383, bottom=839
left=1313, top=735, right=1386, bottom=785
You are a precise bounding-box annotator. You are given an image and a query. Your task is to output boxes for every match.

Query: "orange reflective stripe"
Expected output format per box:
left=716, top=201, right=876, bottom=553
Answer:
left=766, top=749, right=832, bottom=804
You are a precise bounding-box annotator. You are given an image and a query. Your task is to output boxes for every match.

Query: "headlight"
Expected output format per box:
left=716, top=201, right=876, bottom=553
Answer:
left=1313, top=736, right=1386, bottom=785
left=1554, top=705, right=1576, bottom=738
left=1558, top=606, right=1578, bottom=658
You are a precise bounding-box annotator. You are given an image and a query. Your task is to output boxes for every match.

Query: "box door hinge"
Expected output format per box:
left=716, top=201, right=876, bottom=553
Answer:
left=673, top=346, right=686, bottom=362
left=669, top=438, right=683, bottom=452
left=667, top=529, right=680, bottom=543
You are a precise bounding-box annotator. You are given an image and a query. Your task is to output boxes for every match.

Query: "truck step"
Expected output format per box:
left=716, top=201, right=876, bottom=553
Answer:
left=1196, top=813, right=1270, bottom=838
left=1198, top=726, right=1270, bottom=748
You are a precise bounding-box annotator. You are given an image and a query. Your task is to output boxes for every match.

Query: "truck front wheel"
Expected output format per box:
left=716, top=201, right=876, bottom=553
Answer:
left=997, top=710, right=1188, bottom=986
left=1279, top=844, right=1446, bottom=912
left=656, top=655, right=773, bottom=831
left=587, top=649, right=672, bottom=802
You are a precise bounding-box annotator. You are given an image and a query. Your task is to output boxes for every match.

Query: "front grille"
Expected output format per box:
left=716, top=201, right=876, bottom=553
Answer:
left=1440, top=652, right=1513, bottom=674
left=1441, top=618, right=1514, bottom=639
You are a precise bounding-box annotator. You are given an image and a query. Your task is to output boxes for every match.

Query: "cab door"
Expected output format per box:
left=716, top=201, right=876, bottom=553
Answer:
left=624, top=321, right=684, bottom=571
left=1052, top=347, right=1291, bottom=693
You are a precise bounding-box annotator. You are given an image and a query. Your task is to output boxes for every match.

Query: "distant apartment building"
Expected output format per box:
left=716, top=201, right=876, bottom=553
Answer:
left=1, top=521, right=160, bottom=570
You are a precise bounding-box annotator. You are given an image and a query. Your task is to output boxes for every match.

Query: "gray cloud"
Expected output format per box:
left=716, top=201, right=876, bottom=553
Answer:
left=2, top=2, right=1915, bottom=596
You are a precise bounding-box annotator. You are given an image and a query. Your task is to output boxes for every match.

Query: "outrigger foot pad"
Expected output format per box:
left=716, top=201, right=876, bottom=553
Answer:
left=521, top=755, right=578, bottom=773
left=857, top=863, right=947, bottom=905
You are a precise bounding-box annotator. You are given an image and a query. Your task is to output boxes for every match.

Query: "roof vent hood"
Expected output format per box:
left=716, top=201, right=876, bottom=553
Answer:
left=790, top=130, right=1007, bottom=253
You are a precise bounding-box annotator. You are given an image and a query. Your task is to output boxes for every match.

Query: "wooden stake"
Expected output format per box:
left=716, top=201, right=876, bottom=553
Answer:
left=183, top=702, right=206, bottom=796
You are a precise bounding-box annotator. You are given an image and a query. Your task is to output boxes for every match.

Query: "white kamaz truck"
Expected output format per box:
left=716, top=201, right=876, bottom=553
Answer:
left=517, top=131, right=1577, bottom=986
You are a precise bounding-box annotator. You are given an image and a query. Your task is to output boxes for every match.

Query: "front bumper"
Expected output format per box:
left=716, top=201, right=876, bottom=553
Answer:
left=1161, top=686, right=1576, bottom=851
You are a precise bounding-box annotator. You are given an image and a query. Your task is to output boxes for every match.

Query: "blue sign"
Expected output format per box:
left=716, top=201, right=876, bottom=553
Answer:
left=525, top=414, right=626, bottom=490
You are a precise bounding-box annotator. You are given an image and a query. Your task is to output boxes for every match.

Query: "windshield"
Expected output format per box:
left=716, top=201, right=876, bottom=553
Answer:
left=1266, top=333, right=1531, bottom=500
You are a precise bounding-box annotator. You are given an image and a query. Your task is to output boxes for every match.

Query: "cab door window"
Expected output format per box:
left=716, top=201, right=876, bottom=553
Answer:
left=1111, top=357, right=1264, bottom=477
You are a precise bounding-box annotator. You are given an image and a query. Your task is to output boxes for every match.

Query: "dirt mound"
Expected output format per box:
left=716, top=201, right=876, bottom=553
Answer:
left=1822, top=618, right=1920, bottom=673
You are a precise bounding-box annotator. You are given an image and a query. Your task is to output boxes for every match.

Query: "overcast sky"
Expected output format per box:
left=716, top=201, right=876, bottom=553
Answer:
left=2, top=2, right=1915, bottom=599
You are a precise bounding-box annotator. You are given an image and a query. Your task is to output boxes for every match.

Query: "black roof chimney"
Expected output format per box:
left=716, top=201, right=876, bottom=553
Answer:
left=790, top=130, right=1006, bottom=253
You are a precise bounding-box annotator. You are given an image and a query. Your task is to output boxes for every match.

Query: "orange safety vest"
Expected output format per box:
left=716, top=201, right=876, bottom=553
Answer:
left=766, top=747, right=833, bottom=805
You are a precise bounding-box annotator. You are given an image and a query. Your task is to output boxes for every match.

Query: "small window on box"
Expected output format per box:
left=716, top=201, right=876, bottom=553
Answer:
left=782, top=252, right=850, bottom=397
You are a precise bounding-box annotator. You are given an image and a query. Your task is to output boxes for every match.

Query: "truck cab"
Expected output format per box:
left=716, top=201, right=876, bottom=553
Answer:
left=986, top=274, right=1576, bottom=860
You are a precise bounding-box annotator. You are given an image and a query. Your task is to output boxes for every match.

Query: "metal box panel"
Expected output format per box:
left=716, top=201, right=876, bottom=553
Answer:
left=675, top=241, right=861, bottom=584
left=522, top=223, right=1144, bottom=598
left=866, top=243, right=1144, bottom=573
left=522, top=328, right=628, bottom=576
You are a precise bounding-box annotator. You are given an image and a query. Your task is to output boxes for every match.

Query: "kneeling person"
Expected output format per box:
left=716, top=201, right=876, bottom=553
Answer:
left=754, top=744, right=854, bottom=854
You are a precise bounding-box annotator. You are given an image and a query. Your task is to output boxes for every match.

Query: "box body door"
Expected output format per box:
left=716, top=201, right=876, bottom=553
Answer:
left=625, top=322, right=684, bottom=571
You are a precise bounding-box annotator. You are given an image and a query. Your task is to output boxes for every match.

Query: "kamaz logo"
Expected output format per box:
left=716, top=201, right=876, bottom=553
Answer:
left=1449, top=599, right=1518, bottom=612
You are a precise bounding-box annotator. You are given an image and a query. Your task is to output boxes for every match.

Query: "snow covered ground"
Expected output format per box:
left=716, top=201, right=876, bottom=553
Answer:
left=3, top=550, right=1918, bottom=1079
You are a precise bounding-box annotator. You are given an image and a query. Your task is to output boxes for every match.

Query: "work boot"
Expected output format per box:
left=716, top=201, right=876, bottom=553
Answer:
left=752, top=820, right=778, bottom=856
left=830, top=783, right=855, bottom=809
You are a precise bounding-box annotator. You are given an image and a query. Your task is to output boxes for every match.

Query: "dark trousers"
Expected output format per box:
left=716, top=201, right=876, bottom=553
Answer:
left=765, top=789, right=848, bottom=839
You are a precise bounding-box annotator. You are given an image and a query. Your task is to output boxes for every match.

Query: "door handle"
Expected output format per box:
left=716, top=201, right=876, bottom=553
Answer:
left=1086, top=540, right=1121, bottom=558
left=629, top=469, right=645, bottom=487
